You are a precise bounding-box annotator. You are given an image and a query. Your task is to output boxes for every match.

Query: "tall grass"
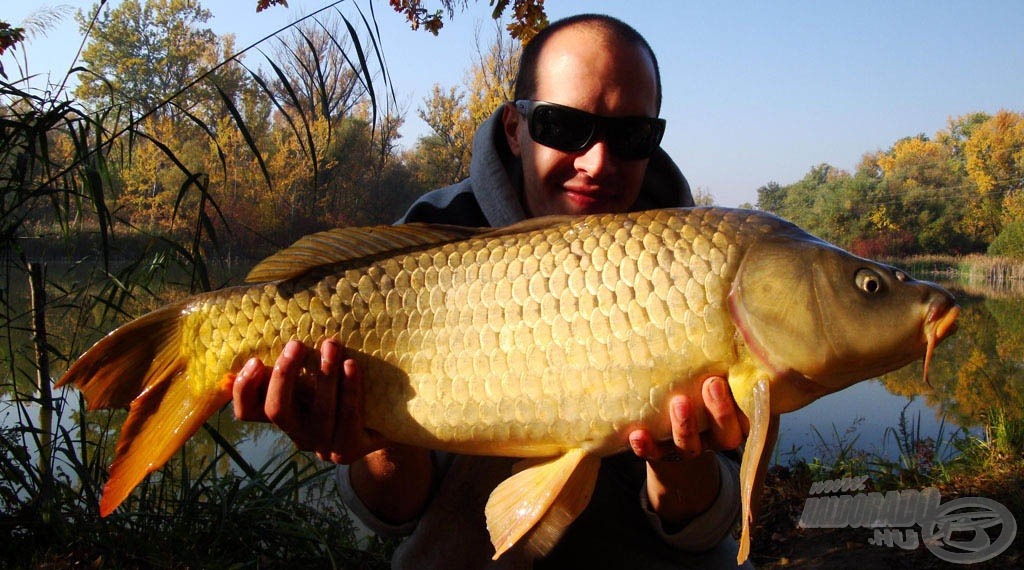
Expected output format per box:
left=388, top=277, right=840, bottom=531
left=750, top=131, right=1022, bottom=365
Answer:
left=898, top=254, right=1024, bottom=297
left=1, top=2, right=399, bottom=567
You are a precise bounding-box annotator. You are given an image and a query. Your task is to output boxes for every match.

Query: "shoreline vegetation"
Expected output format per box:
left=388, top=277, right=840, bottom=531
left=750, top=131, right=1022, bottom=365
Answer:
left=898, top=254, right=1024, bottom=297
left=753, top=406, right=1023, bottom=568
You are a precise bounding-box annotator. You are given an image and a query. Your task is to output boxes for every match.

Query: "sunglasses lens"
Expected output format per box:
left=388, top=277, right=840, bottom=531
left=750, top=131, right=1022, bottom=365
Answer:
left=531, top=105, right=595, bottom=152
left=520, top=101, right=665, bottom=160
left=608, top=119, right=664, bottom=160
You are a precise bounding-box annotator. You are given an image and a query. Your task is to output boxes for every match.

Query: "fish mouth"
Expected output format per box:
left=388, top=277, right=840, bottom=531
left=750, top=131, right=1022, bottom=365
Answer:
left=922, top=299, right=960, bottom=385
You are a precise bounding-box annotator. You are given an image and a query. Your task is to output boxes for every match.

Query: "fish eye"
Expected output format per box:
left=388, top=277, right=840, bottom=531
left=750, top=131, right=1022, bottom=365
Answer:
left=856, top=268, right=884, bottom=295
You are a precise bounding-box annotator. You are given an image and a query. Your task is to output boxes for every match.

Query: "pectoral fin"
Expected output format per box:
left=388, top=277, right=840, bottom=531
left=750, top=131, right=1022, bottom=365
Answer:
left=737, top=378, right=780, bottom=565
left=485, top=448, right=600, bottom=560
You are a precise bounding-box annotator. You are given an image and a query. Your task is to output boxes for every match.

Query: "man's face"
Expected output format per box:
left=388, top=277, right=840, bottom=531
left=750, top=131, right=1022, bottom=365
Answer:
left=503, top=27, right=660, bottom=218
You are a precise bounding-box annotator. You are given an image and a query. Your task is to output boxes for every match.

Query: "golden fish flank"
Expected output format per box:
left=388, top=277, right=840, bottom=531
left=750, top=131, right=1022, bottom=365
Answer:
left=326, top=211, right=736, bottom=452
left=58, top=207, right=959, bottom=565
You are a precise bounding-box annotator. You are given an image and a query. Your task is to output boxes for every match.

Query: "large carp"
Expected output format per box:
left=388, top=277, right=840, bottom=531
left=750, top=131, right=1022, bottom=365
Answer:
left=59, top=207, right=958, bottom=564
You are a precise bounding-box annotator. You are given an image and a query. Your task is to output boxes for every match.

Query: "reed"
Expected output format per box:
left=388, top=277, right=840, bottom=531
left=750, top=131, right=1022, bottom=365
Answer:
left=1, top=3, right=399, bottom=567
left=897, top=254, right=1024, bottom=296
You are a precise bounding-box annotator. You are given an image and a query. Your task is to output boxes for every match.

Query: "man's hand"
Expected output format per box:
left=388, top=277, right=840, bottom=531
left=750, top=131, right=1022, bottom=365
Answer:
left=627, top=377, right=748, bottom=525
left=232, top=339, right=387, bottom=464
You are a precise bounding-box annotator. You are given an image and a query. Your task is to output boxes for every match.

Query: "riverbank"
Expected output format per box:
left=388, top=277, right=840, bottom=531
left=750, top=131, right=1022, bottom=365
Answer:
left=751, top=412, right=1023, bottom=568
left=898, top=254, right=1024, bottom=297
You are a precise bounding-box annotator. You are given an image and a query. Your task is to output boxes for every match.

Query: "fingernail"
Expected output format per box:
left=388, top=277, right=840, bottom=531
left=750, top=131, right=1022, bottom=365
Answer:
left=709, top=378, right=726, bottom=402
left=672, top=398, right=689, bottom=422
left=239, top=358, right=259, bottom=378
left=283, top=340, right=302, bottom=358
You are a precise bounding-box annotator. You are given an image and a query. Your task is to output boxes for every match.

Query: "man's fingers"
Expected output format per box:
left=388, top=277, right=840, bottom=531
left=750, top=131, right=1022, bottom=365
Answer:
left=629, top=430, right=659, bottom=460
left=265, top=340, right=310, bottom=448
left=670, top=395, right=702, bottom=459
left=231, top=339, right=387, bottom=463
left=702, top=377, right=744, bottom=451
left=330, top=356, right=386, bottom=462
left=311, top=339, right=342, bottom=456
left=232, top=357, right=269, bottom=422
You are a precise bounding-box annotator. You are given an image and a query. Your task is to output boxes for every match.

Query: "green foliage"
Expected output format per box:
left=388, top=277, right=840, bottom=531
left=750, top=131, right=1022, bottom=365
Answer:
left=760, top=110, right=1023, bottom=256
left=755, top=181, right=783, bottom=213
left=75, top=0, right=220, bottom=118
left=988, top=219, right=1024, bottom=260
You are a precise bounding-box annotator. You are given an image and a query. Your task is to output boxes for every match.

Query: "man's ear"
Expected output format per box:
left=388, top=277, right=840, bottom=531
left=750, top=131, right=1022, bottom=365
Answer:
left=502, top=102, right=524, bottom=157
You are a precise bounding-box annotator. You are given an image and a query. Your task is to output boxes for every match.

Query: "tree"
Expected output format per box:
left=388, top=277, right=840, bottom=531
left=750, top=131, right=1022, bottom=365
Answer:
left=937, top=111, right=990, bottom=176
left=464, top=20, right=520, bottom=127
left=692, top=187, right=715, bottom=206
left=407, top=20, right=521, bottom=189
left=267, top=15, right=365, bottom=126
left=409, top=84, right=472, bottom=187
left=964, top=110, right=1024, bottom=237
left=755, top=181, right=784, bottom=213
left=75, top=0, right=222, bottom=119
left=874, top=134, right=975, bottom=253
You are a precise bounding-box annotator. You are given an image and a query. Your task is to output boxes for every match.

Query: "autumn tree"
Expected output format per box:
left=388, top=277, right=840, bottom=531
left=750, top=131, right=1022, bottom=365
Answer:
left=964, top=110, right=1024, bottom=248
left=409, top=84, right=472, bottom=187
left=75, top=0, right=225, bottom=119
left=758, top=111, right=1024, bottom=256
left=873, top=135, right=974, bottom=252
left=964, top=110, right=1024, bottom=196
left=267, top=15, right=365, bottom=126
left=407, top=20, right=520, bottom=189
left=257, top=14, right=408, bottom=231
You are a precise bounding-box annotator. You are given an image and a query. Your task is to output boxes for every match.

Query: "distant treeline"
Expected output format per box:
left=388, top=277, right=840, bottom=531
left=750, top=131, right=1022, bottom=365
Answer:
left=754, top=110, right=1024, bottom=260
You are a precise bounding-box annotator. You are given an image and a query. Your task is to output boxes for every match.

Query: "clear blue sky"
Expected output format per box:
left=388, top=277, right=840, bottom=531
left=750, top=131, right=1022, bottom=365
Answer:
left=7, top=0, right=1023, bottom=207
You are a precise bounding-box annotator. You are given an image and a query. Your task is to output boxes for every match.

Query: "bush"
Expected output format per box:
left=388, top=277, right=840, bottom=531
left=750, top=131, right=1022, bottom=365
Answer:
left=988, top=220, right=1024, bottom=260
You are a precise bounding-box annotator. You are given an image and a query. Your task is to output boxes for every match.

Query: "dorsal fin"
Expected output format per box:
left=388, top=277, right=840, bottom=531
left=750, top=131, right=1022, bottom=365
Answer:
left=245, top=223, right=487, bottom=283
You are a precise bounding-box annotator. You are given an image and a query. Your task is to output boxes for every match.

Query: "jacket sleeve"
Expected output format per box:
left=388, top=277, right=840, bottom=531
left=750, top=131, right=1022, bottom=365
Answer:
left=334, top=453, right=455, bottom=538
left=638, top=452, right=742, bottom=552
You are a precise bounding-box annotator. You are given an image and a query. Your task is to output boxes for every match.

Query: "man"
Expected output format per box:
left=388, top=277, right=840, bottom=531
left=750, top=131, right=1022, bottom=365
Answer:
left=234, top=14, right=751, bottom=569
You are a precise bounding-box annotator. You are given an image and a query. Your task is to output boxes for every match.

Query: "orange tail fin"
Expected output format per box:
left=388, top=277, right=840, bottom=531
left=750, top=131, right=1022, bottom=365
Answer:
left=58, top=301, right=233, bottom=516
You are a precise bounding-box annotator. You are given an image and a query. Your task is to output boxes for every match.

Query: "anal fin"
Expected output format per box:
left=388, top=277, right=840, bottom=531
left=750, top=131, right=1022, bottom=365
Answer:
left=485, top=448, right=600, bottom=560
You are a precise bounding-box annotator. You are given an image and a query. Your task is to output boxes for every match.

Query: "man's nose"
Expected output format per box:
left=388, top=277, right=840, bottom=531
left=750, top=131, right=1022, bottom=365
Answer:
left=574, top=138, right=614, bottom=176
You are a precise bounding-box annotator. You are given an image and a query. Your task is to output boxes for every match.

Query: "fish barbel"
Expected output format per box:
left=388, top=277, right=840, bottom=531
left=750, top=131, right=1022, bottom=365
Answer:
left=58, top=207, right=959, bottom=563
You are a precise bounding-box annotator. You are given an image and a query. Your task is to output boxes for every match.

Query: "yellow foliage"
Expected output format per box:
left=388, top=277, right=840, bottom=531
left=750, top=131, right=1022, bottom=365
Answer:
left=876, top=137, right=951, bottom=182
left=867, top=205, right=899, bottom=232
left=1002, top=191, right=1024, bottom=226
left=954, top=348, right=995, bottom=419
left=964, top=110, right=1024, bottom=195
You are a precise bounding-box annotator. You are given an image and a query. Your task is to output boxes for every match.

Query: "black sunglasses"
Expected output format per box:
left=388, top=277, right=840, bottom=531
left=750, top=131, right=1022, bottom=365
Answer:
left=514, top=100, right=666, bottom=160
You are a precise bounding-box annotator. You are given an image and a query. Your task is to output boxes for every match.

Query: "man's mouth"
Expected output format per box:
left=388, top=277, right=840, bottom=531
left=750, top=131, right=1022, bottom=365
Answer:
left=563, top=185, right=612, bottom=207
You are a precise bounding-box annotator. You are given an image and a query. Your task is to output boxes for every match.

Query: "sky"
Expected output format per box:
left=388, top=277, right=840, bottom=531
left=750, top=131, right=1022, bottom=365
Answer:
left=6, top=0, right=1024, bottom=207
